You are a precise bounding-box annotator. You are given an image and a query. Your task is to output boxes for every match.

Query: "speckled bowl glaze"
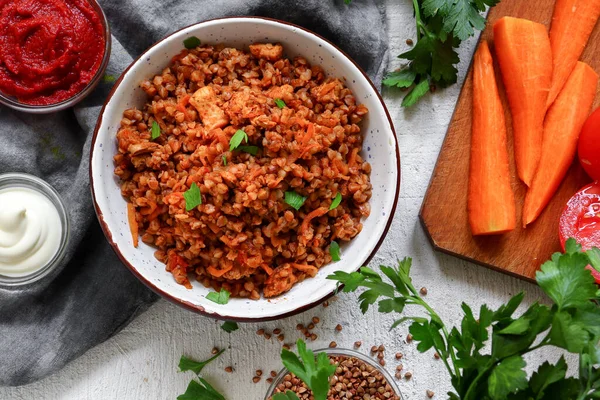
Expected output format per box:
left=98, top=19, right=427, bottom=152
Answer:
left=90, top=17, right=400, bottom=321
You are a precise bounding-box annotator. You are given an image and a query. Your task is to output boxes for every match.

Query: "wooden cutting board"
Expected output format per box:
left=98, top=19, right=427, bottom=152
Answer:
left=419, top=0, right=599, bottom=282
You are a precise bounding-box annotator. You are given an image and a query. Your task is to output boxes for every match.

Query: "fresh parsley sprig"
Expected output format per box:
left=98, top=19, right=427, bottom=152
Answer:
left=328, top=239, right=600, bottom=400
left=273, top=340, right=337, bottom=400
left=382, top=0, right=500, bottom=107
left=177, top=349, right=225, bottom=400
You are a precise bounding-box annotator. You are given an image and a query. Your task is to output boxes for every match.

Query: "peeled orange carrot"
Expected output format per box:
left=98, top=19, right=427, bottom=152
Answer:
left=547, top=0, right=600, bottom=108
left=523, top=62, right=598, bottom=226
left=127, top=202, right=139, bottom=248
left=468, top=42, right=516, bottom=236
left=493, top=17, right=553, bottom=187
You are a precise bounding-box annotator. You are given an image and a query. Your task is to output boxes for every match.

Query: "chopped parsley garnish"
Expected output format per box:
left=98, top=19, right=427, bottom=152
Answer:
left=102, top=74, right=116, bottom=83
left=330, top=241, right=341, bottom=261
left=238, top=145, right=258, bottom=155
left=206, top=288, right=230, bottom=305
left=274, top=98, right=286, bottom=109
left=183, top=183, right=202, bottom=211
left=221, top=321, right=239, bottom=333
left=151, top=121, right=161, bottom=140
left=222, top=155, right=227, bottom=166
left=285, top=191, right=306, bottom=211
left=177, top=350, right=225, bottom=400
left=183, top=36, right=201, bottom=50
left=229, top=129, right=248, bottom=151
left=329, top=192, right=342, bottom=210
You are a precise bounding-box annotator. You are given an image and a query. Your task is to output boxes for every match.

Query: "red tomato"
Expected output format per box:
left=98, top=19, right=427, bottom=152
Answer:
left=579, top=108, right=600, bottom=181
left=559, top=183, right=600, bottom=283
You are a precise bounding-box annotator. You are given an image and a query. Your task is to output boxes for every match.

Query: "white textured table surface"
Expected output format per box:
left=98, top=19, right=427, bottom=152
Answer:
left=1, top=2, right=570, bottom=399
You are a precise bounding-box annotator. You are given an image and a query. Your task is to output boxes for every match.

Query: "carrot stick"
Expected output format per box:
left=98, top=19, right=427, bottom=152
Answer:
left=523, top=62, right=598, bottom=226
left=299, top=207, right=329, bottom=234
left=290, top=263, right=318, bottom=276
left=207, top=264, right=233, bottom=278
left=260, top=264, right=274, bottom=276
left=468, top=42, right=516, bottom=236
left=127, top=202, right=139, bottom=248
left=547, top=0, right=600, bottom=108
left=493, top=17, right=553, bottom=187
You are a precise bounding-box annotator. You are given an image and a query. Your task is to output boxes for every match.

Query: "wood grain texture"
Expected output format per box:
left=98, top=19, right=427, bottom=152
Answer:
left=420, top=0, right=597, bottom=282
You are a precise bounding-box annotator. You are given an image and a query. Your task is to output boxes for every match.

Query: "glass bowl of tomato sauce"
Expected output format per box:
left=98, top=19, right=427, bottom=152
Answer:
left=0, top=0, right=111, bottom=114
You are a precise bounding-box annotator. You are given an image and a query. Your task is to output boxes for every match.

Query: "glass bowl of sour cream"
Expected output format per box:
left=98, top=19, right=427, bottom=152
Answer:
left=0, top=173, right=70, bottom=286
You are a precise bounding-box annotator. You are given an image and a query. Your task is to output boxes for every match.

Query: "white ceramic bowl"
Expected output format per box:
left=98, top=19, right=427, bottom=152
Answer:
left=90, top=17, right=400, bottom=321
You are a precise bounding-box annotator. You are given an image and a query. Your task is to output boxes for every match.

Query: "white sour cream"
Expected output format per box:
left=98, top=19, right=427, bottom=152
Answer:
left=0, top=187, right=62, bottom=277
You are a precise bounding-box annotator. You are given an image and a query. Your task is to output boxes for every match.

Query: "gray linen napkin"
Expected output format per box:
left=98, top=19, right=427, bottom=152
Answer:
left=0, top=0, right=388, bottom=386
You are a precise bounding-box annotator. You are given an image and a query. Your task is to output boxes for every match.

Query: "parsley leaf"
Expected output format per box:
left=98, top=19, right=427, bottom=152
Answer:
left=184, top=183, right=202, bottom=211
left=401, top=80, right=431, bottom=107
left=274, top=98, right=286, bottom=109
left=177, top=350, right=225, bottom=400
left=528, top=357, right=568, bottom=397
left=329, top=192, right=342, bottom=210
left=229, top=129, right=248, bottom=151
left=488, top=355, right=528, bottom=400
left=327, top=240, right=600, bottom=400
left=179, top=350, right=225, bottom=375
left=102, top=74, right=116, bottom=83
left=177, top=380, right=223, bottom=400
left=284, top=191, right=306, bottom=211
left=280, top=340, right=336, bottom=400
left=221, top=321, right=239, bottom=333
left=273, top=392, right=300, bottom=400
left=548, top=311, right=589, bottom=353
left=385, top=0, right=496, bottom=107
left=206, top=288, right=230, bottom=305
left=536, top=248, right=597, bottom=310
left=237, top=145, right=258, bottom=155
left=329, top=241, right=341, bottom=262
left=382, top=69, right=416, bottom=88
left=183, top=36, right=201, bottom=50
left=151, top=121, right=161, bottom=140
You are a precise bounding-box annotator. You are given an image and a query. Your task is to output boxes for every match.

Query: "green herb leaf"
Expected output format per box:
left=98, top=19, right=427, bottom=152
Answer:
left=238, top=145, right=259, bottom=155
left=284, top=191, right=306, bottom=211
left=378, top=297, right=406, bottom=314
left=488, top=355, right=528, bottom=400
left=151, top=121, right=161, bottom=140
left=401, top=80, right=431, bottom=107
left=280, top=340, right=336, bottom=400
left=330, top=241, right=341, bottom=262
left=221, top=321, right=239, bottom=333
left=103, top=74, right=116, bottom=83
left=179, top=350, right=225, bottom=375
left=183, top=36, right=201, bottom=49
left=529, top=357, right=568, bottom=398
left=206, top=288, right=230, bottom=305
left=548, top=311, right=589, bottom=353
left=274, top=98, right=286, bottom=109
left=327, top=270, right=365, bottom=292
left=184, top=183, right=202, bottom=211
left=344, top=0, right=352, bottom=4
left=382, top=69, right=417, bottom=88
left=229, top=129, right=248, bottom=151
left=536, top=248, right=597, bottom=310
left=177, top=379, right=224, bottom=400
left=329, top=192, right=342, bottom=211
left=273, top=392, right=300, bottom=400
left=222, top=155, right=227, bottom=166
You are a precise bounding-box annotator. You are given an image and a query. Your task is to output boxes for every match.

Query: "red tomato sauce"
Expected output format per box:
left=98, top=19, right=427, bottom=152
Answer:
left=0, top=0, right=106, bottom=105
